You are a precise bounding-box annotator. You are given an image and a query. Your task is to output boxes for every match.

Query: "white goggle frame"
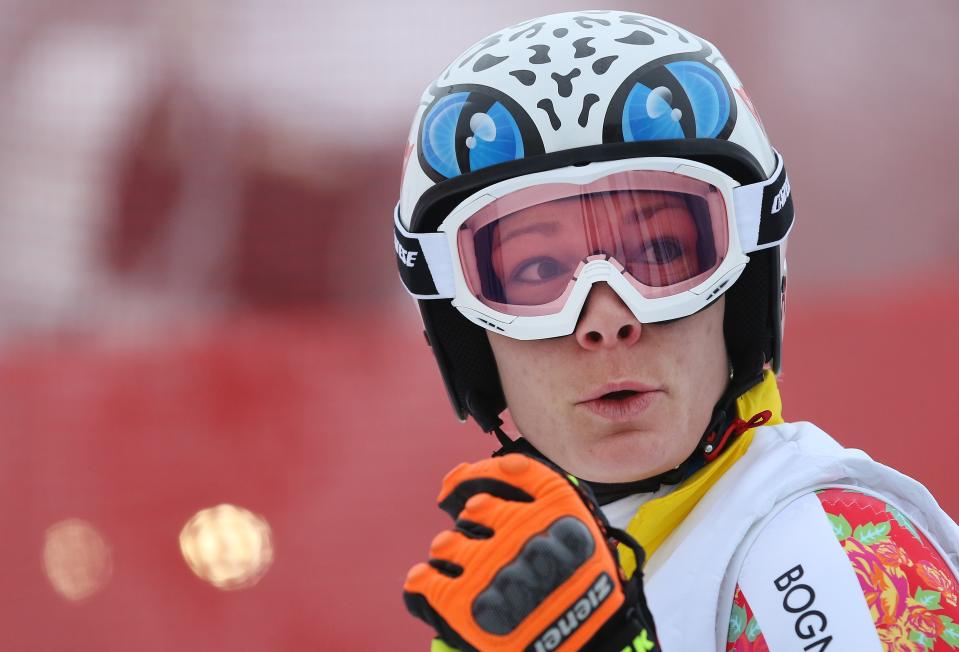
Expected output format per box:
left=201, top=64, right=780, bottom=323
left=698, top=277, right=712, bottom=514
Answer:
left=395, top=152, right=791, bottom=341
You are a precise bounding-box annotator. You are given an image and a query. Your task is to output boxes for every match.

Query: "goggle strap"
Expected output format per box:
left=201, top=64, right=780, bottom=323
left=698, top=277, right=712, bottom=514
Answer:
left=734, top=149, right=794, bottom=253
left=394, top=207, right=455, bottom=299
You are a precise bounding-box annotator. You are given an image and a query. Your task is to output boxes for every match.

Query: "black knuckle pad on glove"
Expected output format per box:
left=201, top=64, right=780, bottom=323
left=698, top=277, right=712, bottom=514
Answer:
left=472, top=516, right=595, bottom=636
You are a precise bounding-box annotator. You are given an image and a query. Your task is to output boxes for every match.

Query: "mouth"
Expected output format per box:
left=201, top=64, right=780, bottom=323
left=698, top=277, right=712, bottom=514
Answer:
left=577, top=383, right=662, bottom=422
left=600, top=389, right=642, bottom=401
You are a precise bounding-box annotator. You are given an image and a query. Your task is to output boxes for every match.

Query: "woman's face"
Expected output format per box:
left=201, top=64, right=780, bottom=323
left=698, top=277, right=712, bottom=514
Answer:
left=487, top=289, right=729, bottom=483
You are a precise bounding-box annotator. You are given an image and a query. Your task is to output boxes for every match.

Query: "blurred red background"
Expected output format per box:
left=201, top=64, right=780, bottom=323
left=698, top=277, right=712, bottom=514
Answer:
left=0, top=1, right=956, bottom=650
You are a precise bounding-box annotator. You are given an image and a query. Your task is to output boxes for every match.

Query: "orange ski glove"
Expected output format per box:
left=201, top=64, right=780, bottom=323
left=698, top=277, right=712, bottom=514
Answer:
left=403, top=454, right=659, bottom=652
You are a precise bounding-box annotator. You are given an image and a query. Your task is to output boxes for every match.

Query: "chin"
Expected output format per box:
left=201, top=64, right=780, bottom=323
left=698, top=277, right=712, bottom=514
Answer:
left=569, top=429, right=688, bottom=483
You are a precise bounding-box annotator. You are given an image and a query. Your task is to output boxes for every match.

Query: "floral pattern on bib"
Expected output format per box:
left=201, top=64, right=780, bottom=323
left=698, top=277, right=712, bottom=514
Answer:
left=727, top=585, right=767, bottom=651
left=726, top=488, right=959, bottom=651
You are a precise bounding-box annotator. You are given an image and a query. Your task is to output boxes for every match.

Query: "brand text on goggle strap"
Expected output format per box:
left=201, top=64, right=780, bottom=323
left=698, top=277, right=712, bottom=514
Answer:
left=394, top=235, right=419, bottom=267
left=771, top=175, right=791, bottom=214
left=527, top=572, right=613, bottom=652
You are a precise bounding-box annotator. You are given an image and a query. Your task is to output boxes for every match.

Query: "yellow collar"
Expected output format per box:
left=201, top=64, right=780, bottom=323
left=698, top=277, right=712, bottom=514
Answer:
left=618, top=370, right=784, bottom=578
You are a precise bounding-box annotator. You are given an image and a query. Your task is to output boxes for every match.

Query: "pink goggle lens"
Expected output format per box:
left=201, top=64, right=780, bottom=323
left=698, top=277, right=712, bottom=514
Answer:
left=457, top=171, right=729, bottom=315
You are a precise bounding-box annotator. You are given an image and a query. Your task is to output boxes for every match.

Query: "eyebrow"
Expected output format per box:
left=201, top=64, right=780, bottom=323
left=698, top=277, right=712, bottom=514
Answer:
left=496, top=220, right=561, bottom=246
left=620, top=200, right=670, bottom=221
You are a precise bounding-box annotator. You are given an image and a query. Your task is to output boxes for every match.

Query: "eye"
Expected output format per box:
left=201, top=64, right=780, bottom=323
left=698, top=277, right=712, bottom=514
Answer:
left=418, top=86, right=543, bottom=182
left=639, top=238, right=683, bottom=265
left=606, top=58, right=734, bottom=143
left=511, top=257, right=570, bottom=283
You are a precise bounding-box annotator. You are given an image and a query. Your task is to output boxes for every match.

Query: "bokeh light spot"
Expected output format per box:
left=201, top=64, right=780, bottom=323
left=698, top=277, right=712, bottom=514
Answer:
left=42, top=518, right=113, bottom=602
left=179, top=504, right=274, bottom=590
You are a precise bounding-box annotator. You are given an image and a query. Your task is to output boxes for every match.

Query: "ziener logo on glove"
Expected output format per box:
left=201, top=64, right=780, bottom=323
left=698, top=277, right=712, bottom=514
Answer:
left=528, top=572, right=613, bottom=652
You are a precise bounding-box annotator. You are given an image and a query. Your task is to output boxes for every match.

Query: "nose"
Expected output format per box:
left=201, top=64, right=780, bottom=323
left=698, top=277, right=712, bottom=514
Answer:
left=574, top=283, right=642, bottom=351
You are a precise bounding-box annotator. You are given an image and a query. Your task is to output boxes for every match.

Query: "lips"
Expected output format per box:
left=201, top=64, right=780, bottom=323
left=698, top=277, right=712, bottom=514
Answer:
left=577, top=382, right=662, bottom=421
left=580, top=382, right=659, bottom=403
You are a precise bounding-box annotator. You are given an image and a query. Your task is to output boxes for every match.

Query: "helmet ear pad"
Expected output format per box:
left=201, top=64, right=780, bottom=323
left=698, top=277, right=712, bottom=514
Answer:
left=420, top=300, right=507, bottom=431
left=723, top=247, right=777, bottom=377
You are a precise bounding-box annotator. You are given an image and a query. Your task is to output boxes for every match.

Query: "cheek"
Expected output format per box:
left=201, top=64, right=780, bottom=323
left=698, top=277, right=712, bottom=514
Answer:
left=486, top=336, right=567, bottom=435
left=683, top=301, right=729, bottom=397
left=488, top=334, right=612, bottom=480
left=657, top=298, right=728, bottom=406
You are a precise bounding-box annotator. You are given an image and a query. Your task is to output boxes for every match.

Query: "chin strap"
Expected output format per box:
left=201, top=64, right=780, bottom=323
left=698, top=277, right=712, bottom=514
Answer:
left=702, top=410, right=771, bottom=462
left=491, top=430, right=543, bottom=459
left=491, top=425, right=513, bottom=450
left=696, top=366, right=766, bottom=457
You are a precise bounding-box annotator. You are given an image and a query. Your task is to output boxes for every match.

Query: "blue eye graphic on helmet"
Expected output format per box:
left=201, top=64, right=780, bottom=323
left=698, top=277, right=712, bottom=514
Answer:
left=419, top=86, right=544, bottom=182
left=607, top=58, right=735, bottom=143
left=664, top=61, right=730, bottom=137
left=622, top=84, right=685, bottom=141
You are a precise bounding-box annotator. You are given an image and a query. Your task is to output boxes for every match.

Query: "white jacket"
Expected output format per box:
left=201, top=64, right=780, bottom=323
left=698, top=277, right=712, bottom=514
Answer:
left=619, top=421, right=959, bottom=651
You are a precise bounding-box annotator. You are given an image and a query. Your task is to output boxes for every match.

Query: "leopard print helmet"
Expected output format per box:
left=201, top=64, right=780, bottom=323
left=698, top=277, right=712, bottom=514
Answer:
left=396, top=10, right=790, bottom=431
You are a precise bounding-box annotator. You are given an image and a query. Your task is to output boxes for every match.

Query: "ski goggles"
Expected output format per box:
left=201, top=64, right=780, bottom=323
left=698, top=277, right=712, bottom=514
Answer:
left=396, top=153, right=792, bottom=340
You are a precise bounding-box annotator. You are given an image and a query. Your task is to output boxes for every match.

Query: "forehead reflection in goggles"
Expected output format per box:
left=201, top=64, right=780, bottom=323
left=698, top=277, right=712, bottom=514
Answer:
left=464, top=189, right=719, bottom=308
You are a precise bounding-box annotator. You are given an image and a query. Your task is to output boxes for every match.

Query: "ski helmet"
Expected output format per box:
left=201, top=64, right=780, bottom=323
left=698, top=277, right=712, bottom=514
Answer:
left=394, top=10, right=793, bottom=432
